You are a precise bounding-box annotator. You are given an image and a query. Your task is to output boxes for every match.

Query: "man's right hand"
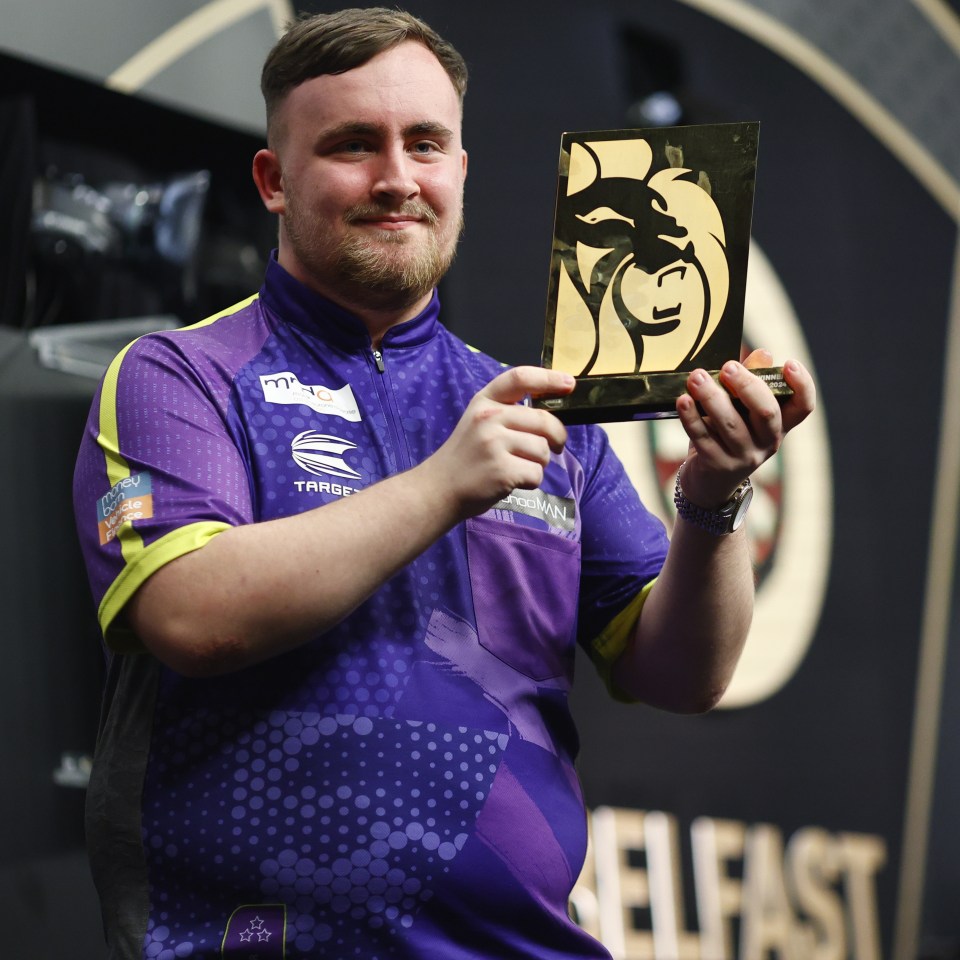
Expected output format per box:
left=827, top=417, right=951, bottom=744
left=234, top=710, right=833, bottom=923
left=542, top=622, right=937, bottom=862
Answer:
left=422, top=366, right=575, bottom=521
left=127, top=366, right=575, bottom=676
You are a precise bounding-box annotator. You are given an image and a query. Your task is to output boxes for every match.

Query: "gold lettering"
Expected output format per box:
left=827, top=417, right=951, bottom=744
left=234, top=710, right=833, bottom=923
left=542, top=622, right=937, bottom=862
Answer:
left=839, top=833, right=886, bottom=960
left=644, top=811, right=699, bottom=959
left=691, top=817, right=745, bottom=960
left=786, top=828, right=845, bottom=960
left=740, top=824, right=797, bottom=960
left=593, top=806, right=654, bottom=959
left=572, top=809, right=886, bottom=960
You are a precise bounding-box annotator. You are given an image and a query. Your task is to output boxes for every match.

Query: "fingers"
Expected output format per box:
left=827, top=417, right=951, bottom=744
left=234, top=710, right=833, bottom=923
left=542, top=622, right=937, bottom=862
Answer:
left=480, top=366, right=575, bottom=405
left=494, top=421, right=555, bottom=476
left=676, top=354, right=816, bottom=503
left=474, top=389, right=568, bottom=456
left=677, top=367, right=761, bottom=467
left=742, top=347, right=773, bottom=369
left=780, top=359, right=816, bottom=432
left=477, top=366, right=572, bottom=454
left=434, top=368, right=574, bottom=520
left=740, top=350, right=816, bottom=433
left=717, top=360, right=782, bottom=452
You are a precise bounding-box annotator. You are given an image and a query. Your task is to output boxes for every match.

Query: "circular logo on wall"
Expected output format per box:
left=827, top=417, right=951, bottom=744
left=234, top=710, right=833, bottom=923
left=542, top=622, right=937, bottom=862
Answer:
left=604, top=241, right=833, bottom=708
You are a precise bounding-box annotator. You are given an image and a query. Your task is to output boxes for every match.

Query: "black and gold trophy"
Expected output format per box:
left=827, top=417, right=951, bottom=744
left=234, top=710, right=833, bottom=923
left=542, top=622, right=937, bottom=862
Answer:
left=533, top=122, right=790, bottom=424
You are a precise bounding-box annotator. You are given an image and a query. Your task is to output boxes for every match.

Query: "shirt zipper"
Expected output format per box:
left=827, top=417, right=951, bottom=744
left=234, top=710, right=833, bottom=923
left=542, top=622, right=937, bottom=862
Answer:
left=368, top=344, right=411, bottom=472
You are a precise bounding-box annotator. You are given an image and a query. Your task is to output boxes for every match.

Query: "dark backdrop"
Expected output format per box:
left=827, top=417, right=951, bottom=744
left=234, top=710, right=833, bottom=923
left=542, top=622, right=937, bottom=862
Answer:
left=2, top=3, right=957, bottom=956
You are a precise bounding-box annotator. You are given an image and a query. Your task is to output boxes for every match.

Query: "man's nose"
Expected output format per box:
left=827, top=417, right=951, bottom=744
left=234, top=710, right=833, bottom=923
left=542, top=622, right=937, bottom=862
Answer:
left=371, top=147, right=420, bottom=202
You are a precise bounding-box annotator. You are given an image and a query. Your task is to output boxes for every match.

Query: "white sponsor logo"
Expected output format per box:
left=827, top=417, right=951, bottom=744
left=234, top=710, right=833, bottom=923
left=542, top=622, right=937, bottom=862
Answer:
left=260, top=372, right=361, bottom=421
left=291, top=431, right=362, bottom=480
left=494, top=489, right=576, bottom=531
left=294, top=480, right=357, bottom=497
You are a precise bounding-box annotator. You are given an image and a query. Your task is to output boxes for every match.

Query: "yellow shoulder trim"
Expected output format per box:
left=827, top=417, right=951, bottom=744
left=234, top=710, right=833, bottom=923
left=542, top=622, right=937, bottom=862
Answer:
left=95, top=294, right=259, bottom=566
left=462, top=342, right=509, bottom=368
left=94, top=295, right=258, bottom=651
left=181, top=293, right=259, bottom=331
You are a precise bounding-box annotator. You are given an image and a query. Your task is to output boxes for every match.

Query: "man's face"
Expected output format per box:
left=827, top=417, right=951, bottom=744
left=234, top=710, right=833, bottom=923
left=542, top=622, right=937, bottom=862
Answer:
left=264, top=41, right=467, bottom=314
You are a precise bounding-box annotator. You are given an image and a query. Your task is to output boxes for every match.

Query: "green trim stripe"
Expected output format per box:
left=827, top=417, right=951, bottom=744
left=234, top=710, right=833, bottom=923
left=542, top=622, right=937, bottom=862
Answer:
left=94, top=294, right=259, bottom=649
left=97, top=338, right=142, bottom=564
left=95, top=295, right=258, bottom=559
left=587, top=578, right=657, bottom=702
left=99, top=521, right=232, bottom=652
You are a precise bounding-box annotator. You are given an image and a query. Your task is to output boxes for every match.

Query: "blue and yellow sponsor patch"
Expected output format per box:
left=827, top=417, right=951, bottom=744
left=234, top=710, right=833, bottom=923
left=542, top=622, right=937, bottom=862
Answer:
left=97, top=471, right=154, bottom=545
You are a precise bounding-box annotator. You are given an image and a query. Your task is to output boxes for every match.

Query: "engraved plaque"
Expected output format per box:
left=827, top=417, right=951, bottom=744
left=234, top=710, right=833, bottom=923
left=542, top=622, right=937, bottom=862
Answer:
left=534, top=122, right=790, bottom=423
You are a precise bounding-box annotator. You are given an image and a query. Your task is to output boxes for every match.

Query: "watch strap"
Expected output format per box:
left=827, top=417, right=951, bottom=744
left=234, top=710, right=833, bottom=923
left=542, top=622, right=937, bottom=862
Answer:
left=673, top=463, right=753, bottom=536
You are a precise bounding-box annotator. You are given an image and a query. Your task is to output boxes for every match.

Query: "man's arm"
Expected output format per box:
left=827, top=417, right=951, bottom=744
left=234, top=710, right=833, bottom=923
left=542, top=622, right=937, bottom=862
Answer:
left=126, top=366, right=574, bottom=677
left=610, top=353, right=816, bottom=712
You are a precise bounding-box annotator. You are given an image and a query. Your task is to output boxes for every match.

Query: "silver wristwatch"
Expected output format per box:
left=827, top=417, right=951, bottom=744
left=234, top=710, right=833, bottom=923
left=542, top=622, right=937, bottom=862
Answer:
left=673, top=466, right=753, bottom=536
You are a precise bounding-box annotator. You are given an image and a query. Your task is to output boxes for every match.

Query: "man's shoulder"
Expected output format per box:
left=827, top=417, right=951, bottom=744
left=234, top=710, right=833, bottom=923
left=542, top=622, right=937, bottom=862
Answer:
left=165, top=294, right=265, bottom=348
left=431, top=326, right=507, bottom=376
left=116, top=294, right=268, bottom=375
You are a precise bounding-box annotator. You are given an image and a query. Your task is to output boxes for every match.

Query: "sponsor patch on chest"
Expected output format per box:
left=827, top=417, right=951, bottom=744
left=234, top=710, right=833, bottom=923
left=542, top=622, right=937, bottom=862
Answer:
left=493, top=489, right=576, bottom=531
left=260, top=371, right=361, bottom=421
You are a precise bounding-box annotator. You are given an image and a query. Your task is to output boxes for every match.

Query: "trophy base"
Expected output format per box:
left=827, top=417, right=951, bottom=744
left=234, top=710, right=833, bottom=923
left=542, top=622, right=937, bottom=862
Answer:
left=532, top=367, right=792, bottom=425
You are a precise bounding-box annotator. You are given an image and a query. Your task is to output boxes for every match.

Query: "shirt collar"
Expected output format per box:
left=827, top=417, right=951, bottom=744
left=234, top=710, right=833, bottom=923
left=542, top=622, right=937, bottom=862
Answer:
left=259, top=253, right=442, bottom=350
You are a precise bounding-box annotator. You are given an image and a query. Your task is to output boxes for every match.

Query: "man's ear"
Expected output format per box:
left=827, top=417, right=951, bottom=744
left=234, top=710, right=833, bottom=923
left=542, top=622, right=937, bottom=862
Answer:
left=252, top=149, right=284, bottom=214
left=461, top=149, right=468, bottom=181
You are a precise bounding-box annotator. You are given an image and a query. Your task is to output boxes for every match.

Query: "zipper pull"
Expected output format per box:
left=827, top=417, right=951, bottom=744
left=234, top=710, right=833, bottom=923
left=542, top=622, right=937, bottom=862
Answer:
left=372, top=349, right=385, bottom=373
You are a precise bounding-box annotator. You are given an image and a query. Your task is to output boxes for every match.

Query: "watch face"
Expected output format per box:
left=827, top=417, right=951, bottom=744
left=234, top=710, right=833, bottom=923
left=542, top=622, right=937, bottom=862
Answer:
left=732, top=483, right=755, bottom=531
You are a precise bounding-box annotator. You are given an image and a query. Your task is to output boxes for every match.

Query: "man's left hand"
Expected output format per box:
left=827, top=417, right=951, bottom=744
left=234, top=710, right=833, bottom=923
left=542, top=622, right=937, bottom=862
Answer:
left=675, top=348, right=816, bottom=509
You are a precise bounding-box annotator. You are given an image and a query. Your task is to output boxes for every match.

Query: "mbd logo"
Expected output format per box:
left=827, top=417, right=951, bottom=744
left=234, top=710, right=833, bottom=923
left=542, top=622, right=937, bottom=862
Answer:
left=291, top=431, right=362, bottom=481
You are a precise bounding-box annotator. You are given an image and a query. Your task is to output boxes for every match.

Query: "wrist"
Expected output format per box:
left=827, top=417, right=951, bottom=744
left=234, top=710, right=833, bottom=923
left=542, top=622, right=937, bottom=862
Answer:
left=674, top=461, right=753, bottom=536
left=676, top=460, right=739, bottom=508
left=411, top=452, right=483, bottom=526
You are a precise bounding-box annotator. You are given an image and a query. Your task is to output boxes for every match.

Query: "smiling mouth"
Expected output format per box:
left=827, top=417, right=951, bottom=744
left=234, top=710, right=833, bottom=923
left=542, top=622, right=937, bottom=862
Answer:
left=356, top=216, right=423, bottom=231
left=345, top=201, right=439, bottom=230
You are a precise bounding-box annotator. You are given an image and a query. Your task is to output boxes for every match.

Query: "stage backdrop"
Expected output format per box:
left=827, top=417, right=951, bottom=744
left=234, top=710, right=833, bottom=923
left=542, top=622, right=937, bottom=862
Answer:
left=0, top=2, right=957, bottom=959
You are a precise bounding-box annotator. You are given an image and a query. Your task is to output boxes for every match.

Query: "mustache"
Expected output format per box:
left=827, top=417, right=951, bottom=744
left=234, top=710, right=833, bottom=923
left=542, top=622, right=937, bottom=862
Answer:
left=343, top=201, right=440, bottom=226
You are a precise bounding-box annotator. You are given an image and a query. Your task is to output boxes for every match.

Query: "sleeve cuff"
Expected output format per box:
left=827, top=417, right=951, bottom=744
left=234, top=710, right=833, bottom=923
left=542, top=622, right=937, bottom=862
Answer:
left=586, top=577, right=657, bottom=703
left=98, top=521, right=232, bottom=652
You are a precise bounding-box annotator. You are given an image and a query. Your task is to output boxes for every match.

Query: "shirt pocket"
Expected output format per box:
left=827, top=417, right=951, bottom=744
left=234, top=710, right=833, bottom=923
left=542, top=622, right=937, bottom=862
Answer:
left=465, top=514, right=581, bottom=681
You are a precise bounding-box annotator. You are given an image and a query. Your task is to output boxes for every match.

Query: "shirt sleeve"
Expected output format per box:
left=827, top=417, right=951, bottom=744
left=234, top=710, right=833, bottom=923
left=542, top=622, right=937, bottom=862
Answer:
left=73, top=323, right=258, bottom=652
left=573, top=424, right=670, bottom=695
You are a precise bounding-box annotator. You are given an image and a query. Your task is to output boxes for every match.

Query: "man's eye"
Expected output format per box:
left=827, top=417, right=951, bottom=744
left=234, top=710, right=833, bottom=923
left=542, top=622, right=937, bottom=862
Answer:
left=411, top=141, right=438, bottom=155
left=339, top=141, right=369, bottom=154
left=576, top=207, right=636, bottom=228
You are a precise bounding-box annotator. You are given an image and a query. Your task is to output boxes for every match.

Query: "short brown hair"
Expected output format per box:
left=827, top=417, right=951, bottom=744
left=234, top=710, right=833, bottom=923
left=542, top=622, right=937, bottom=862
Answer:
left=261, top=7, right=468, bottom=141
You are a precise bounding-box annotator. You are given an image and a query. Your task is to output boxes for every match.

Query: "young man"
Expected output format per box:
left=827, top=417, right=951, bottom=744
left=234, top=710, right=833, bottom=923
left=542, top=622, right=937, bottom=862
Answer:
left=74, top=8, right=814, bottom=958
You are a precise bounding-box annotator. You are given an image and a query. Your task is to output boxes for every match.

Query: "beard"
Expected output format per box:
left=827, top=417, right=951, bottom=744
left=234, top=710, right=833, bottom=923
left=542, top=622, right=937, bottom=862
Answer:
left=284, top=196, right=464, bottom=312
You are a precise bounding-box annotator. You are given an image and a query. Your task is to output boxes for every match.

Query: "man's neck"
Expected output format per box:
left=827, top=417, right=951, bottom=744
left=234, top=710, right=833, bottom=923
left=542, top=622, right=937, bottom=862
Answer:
left=281, top=258, right=434, bottom=346
left=340, top=292, right=435, bottom=348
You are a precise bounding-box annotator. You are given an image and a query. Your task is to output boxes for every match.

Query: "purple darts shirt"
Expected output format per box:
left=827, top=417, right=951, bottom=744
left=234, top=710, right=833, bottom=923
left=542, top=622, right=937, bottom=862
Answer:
left=73, top=257, right=668, bottom=959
